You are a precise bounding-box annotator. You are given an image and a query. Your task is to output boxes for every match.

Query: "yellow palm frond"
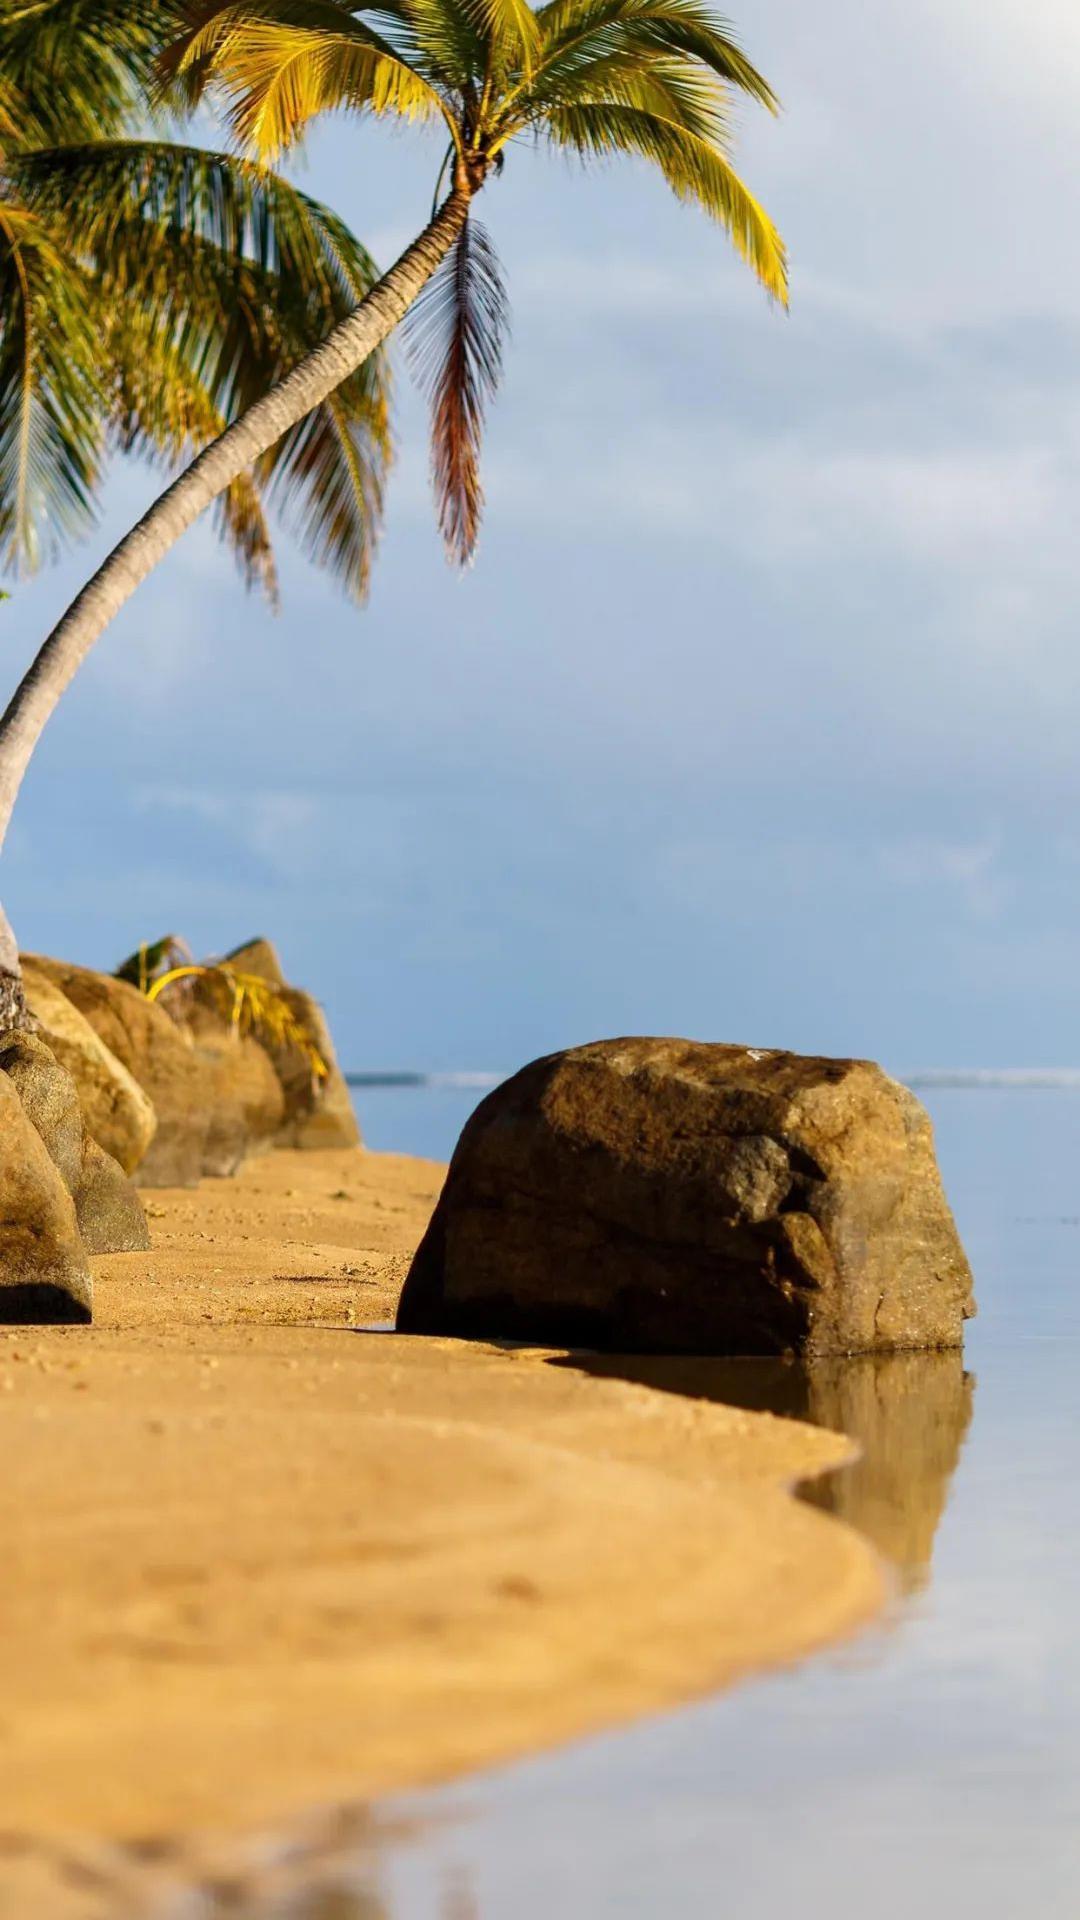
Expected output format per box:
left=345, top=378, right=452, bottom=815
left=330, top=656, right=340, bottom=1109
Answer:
left=164, top=0, right=448, bottom=158
left=533, top=0, right=778, bottom=111
left=146, top=961, right=329, bottom=1080
left=545, top=100, right=787, bottom=302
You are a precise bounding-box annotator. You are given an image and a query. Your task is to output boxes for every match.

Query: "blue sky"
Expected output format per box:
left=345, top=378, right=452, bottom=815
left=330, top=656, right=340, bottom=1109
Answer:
left=6, top=0, right=1080, bottom=1072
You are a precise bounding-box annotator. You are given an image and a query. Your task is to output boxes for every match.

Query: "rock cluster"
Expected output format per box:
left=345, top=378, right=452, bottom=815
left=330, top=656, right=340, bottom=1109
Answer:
left=3, top=938, right=358, bottom=1322
left=24, top=938, right=358, bottom=1189
left=397, top=1037, right=975, bottom=1356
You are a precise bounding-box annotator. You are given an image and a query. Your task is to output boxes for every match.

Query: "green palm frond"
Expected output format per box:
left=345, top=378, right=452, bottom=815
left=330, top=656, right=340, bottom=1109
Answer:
left=170, top=0, right=788, bottom=567
left=0, top=0, right=176, bottom=147
left=405, top=214, right=509, bottom=566
left=12, top=138, right=382, bottom=311
left=452, top=0, right=539, bottom=73
left=0, top=0, right=785, bottom=585
left=108, top=303, right=280, bottom=599
left=10, top=138, right=392, bottom=595
left=115, top=932, right=193, bottom=991
left=402, top=0, right=487, bottom=89
left=517, top=49, right=725, bottom=137
left=0, top=203, right=103, bottom=573
left=528, top=0, right=778, bottom=112
left=0, top=8, right=392, bottom=585
left=260, top=379, right=386, bottom=600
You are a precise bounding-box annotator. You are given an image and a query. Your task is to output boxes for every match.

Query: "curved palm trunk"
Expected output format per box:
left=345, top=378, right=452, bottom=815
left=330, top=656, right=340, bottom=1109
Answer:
left=0, top=186, right=471, bottom=1017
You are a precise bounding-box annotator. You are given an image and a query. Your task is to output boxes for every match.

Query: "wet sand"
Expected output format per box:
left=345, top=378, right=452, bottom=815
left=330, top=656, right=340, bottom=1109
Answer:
left=0, top=1148, right=884, bottom=1900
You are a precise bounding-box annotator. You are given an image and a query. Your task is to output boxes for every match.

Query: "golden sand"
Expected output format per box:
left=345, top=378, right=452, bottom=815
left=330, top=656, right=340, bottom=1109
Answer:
left=0, top=1147, right=884, bottom=1893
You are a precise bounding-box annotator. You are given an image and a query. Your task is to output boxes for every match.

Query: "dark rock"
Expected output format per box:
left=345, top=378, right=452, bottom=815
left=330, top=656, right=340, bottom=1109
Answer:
left=0, top=1031, right=150, bottom=1254
left=397, top=1038, right=975, bottom=1356
left=0, top=1072, right=92, bottom=1323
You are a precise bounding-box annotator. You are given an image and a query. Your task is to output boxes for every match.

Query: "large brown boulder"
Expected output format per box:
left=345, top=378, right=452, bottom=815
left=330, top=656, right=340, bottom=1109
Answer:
left=225, top=938, right=361, bottom=1150
left=0, top=1072, right=92, bottom=1322
left=21, top=957, right=157, bottom=1174
left=0, top=1032, right=150, bottom=1254
left=397, top=1039, right=975, bottom=1356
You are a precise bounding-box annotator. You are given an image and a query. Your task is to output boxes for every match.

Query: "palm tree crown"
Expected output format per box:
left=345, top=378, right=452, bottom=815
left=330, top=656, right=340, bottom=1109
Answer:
left=0, top=0, right=786, bottom=1032
left=166, top=0, right=787, bottom=561
left=0, top=0, right=391, bottom=596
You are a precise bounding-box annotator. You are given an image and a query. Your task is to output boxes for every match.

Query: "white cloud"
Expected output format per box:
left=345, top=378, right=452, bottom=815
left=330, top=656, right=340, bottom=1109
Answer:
left=135, top=786, right=321, bottom=882
left=880, top=838, right=1008, bottom=921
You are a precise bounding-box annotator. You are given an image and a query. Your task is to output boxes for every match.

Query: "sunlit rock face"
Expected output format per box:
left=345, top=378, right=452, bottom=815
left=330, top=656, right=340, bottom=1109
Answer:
left=24, top=955, right=217, bottom=1187
left=397, top=1038, right=975, bottom=1355
left=21, top=957, right=157, bottom=1176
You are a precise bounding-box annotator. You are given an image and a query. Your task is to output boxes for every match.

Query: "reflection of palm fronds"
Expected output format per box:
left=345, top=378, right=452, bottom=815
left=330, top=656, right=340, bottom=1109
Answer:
left=117, top=937, right=327, bottom=1082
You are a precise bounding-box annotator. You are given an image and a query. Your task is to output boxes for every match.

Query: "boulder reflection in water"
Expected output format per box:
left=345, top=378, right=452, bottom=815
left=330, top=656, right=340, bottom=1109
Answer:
left=555, top=1349, right=974, bottom=1593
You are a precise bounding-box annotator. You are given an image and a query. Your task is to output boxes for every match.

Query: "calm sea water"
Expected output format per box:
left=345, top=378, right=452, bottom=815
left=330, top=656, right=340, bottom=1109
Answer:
left=349, top=1075, right=500, bottom=1163
left=304, top=1083, right=1078, bottom=1920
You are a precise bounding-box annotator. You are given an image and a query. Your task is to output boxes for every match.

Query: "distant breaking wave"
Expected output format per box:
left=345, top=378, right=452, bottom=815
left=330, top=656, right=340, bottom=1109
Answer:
left=903, top=1069, right=1080, bottom=1090
left=348, top=1067, right=1080, bottom=1094
left=345, top=1071, right=505, bottom=1090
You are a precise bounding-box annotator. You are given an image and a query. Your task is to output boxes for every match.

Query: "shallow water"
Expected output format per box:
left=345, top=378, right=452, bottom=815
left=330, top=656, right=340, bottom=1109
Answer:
left=337, top=1087, right=1078, bottom=1919
left=120, top=1086, right=1077, bottom=1917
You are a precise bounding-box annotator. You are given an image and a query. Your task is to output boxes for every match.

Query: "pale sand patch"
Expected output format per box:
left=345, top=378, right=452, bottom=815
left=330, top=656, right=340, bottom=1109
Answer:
left=0, top=1148, right=884, bottom=1860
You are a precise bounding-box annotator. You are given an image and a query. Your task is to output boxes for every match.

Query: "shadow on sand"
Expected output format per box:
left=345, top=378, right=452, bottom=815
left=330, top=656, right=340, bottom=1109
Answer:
left=549, top=1347, right=975, bottom=1593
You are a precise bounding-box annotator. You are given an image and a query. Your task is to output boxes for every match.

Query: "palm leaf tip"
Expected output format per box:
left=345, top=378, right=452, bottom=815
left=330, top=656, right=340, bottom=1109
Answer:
left=405, top=216, right=510, bottom=568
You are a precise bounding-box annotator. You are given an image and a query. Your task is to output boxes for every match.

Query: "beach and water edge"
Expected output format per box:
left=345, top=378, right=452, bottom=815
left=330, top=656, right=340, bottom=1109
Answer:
left=1, top=1132, right=889, bottom=1912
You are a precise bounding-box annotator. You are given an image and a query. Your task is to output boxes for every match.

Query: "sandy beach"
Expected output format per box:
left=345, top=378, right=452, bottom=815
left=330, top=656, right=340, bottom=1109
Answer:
left=0, top=1146, right=884, bottom=1907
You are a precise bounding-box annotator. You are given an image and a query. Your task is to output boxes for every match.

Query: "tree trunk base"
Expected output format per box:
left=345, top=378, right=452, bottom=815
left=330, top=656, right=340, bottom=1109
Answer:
left=0, top=968, right=34, bottom=1032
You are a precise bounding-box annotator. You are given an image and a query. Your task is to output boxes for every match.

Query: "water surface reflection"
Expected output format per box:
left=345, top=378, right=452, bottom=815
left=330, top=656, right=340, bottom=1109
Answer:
left=553, top=1349, right=974, bottom=1591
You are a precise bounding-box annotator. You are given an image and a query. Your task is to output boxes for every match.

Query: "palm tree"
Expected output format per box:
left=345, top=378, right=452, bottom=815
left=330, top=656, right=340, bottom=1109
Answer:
left=0, top=0, right=786, bottom=1019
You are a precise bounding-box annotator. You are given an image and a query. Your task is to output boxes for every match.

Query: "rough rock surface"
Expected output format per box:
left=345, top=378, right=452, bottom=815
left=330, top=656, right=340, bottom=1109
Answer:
left=21, top=957, right=157, bottom=1174
left=26, top=950, right=339, bottom=1184
left=0, top=1072, right=92, bottom=1322
left=25, top=955, right=212, bottom=1187
left=225, top=938, right=361, bottom=1150
left=0, top=1031, right=150, bottom=1254
left=397, top=1038, right=975, bottom=1356
left=184, top=1013, right=287, bottom=1175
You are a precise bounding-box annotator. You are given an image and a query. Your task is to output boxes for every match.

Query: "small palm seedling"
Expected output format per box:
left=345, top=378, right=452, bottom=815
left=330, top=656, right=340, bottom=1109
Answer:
left=116, top=936, right=328, bottom=1082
